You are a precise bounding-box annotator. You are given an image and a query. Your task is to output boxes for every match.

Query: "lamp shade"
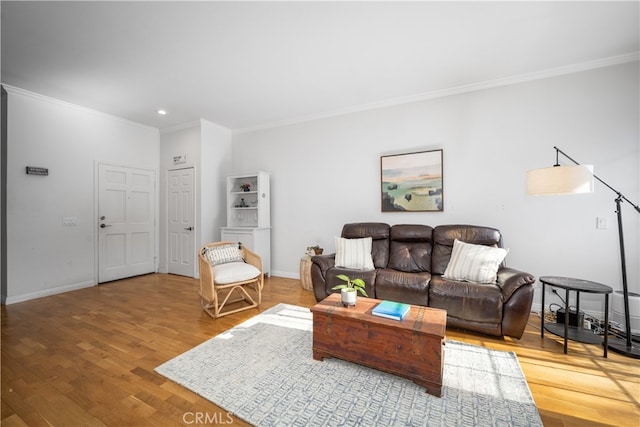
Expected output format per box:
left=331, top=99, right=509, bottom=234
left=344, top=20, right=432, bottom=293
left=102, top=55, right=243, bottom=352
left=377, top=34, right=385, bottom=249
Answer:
left=526, top=164, right=595, bottom=195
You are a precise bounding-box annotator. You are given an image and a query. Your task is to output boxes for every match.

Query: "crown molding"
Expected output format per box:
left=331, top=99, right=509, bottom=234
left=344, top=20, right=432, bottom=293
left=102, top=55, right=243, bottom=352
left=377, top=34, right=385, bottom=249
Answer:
left=233, top=51, right=640, bottom=135
left=1, top=84, right=160, bottom=133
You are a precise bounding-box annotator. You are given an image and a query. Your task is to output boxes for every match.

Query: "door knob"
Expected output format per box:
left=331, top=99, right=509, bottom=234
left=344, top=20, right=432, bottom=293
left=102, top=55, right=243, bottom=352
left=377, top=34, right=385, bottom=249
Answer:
left=184, top=226, right=193, bottom=231
left=100, top=223, right=111, bottom=228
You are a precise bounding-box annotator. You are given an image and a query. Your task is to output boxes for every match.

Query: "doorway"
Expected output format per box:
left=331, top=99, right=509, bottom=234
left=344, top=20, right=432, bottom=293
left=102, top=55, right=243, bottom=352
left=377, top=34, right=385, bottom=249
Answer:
left=98, top=163, right=156, bottom=282
left=167, top=167, right=195, bottom=277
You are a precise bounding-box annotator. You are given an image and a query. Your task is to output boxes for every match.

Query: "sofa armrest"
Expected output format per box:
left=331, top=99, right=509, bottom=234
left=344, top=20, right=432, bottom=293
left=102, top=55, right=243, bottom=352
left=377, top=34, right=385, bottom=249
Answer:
left=311, top=254, right=336, bottom=273
left=497, top=267, right=536, bottom=301
left=310, top=254, right=336, bottom=301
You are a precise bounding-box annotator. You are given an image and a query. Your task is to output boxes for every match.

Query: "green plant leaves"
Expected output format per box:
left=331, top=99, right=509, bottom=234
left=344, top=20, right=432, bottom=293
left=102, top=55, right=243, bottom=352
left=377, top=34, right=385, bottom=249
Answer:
left=356, top=287, right=369, bottom=297
left=332, top=275, right=367, bottom=295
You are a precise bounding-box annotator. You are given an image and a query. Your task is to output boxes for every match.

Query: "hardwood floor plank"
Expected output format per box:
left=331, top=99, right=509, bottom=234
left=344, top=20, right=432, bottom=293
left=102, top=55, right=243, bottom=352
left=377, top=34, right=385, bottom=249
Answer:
left=26, top=394, right=106, bottom=427
left=2, top=273, right=638, bottom=426
left=0, top=413, right=30, bottom=427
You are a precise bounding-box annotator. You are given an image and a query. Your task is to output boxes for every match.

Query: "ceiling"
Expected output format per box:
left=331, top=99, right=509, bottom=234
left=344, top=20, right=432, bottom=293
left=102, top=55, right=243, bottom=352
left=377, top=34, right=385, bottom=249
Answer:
left=2, top=1, right=639, bottom=132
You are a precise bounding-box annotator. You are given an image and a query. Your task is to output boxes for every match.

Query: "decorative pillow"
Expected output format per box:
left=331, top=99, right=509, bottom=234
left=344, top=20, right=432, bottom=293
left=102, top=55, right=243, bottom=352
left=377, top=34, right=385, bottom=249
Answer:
left=443, top=239, right=509, bottom=284
left=213, top=262, right=261, bottom=284
left=202, top=244, right=243, bottom=266
left=335, top=236, right=374, bottom=271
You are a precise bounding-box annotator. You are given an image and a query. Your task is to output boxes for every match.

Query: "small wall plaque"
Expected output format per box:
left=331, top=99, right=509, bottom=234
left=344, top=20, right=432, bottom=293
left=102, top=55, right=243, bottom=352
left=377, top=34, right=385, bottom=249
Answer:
left=26, top=166, right=48, bottom=176
left=173, top=155, right=187, bottom=165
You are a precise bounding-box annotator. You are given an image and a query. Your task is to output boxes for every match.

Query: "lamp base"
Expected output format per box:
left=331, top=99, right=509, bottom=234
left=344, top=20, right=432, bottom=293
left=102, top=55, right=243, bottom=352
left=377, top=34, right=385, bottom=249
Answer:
left=607, top=337, right=640, bottom=359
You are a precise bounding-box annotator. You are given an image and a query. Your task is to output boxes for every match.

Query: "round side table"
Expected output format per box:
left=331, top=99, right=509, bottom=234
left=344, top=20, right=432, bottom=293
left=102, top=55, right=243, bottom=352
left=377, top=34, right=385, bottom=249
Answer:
left=540, top=276, right=613, bottom=357
left=299, top=256, right=313, bottom=291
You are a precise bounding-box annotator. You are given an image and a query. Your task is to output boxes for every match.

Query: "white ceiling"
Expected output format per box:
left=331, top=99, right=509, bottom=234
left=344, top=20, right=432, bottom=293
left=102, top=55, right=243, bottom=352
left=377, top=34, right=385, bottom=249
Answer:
left=2, top=1, right=639, bottom=132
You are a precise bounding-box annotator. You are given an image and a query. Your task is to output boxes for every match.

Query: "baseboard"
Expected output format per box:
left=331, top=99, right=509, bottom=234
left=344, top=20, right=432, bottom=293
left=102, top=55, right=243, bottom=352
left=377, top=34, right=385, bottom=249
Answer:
left=2, top=280, right=95, bottom=305
left=270, top=270, right=298, bottom=279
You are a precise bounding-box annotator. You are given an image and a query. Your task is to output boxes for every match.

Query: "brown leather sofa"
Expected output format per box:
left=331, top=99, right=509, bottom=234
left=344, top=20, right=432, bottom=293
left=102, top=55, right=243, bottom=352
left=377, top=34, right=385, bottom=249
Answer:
left=310, top=223, right=535, bottom=339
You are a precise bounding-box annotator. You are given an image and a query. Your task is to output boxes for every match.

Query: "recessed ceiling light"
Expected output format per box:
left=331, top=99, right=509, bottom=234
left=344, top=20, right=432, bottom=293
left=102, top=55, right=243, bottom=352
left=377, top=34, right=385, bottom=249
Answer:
left=156, top=109, right=167, bottom=116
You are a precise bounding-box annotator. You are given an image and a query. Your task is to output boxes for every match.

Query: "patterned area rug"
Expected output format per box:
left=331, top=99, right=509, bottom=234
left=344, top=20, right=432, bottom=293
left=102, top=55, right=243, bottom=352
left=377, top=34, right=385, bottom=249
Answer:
left=156, top=304, right=542, bottom=426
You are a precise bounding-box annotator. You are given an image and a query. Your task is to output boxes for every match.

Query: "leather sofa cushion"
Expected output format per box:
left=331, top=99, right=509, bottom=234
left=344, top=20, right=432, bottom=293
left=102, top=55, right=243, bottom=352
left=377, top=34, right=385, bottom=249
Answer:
left=388, top=225, right=433, bottom=273
left=375, top=269, right=430, bottom=306
left=342, top=223, right=390, bottom=269
left=431, top=225, right=503, bottom=275
left=428, top=275, right=503, bottom=324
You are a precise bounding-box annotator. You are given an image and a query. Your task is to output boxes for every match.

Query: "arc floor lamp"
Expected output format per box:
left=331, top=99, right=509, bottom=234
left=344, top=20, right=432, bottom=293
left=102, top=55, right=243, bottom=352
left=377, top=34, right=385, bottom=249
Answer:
left=527, top=146, right=640, bottom=359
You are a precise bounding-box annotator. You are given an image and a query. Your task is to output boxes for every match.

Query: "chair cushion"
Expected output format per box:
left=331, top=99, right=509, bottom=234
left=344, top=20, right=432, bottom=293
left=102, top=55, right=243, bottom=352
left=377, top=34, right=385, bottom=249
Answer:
left=203, top=244, right=243, bottom=266
left=443, top=239, right=508, bottom=284
left=334, top=236, right=374, bottom=270
left=214, top=262, right=261, bottom=284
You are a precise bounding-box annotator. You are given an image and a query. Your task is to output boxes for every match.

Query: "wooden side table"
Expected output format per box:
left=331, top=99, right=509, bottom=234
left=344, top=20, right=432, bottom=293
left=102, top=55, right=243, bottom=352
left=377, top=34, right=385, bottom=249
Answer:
left=299, top=256, right=313, bottom=291
left=540, top=276, right=613, bottom=357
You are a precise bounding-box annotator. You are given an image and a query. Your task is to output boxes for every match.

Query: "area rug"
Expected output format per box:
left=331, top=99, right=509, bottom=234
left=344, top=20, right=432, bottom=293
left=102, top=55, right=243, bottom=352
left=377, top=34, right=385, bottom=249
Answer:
left=156, top=304, right=542, bottom=426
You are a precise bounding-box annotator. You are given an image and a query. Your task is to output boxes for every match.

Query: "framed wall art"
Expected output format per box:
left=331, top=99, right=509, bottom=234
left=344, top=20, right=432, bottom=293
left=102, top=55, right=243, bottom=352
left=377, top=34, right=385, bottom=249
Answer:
left=380, top=149, right=443, bottom=212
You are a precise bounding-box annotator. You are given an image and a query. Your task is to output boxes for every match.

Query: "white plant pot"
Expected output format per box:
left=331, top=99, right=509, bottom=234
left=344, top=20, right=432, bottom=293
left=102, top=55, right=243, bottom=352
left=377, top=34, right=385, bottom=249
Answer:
left=341, top=288, right=357, bottom=306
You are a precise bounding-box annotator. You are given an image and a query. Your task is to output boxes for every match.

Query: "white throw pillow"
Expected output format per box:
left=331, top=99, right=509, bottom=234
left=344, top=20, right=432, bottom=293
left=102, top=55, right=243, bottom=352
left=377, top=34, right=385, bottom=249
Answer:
left=334, top=236, right=374, bottom=271
left=202, top=244, right=243, bottom=266
left=213, top=262, right=261, bottom=284
left=443, top=239, right=509, bottom=284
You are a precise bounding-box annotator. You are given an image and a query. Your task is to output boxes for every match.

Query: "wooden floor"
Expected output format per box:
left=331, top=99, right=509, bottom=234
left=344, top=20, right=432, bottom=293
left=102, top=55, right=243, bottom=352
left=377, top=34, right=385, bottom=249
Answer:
left=1, top=274, right=638, bottom=426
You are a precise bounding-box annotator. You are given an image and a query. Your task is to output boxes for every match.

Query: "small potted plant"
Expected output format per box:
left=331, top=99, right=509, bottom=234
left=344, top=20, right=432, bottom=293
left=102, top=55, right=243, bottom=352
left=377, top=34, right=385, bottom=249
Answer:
left=332, top=274, right=368, bottom=306
left=239, top=183, right=251, bottom=192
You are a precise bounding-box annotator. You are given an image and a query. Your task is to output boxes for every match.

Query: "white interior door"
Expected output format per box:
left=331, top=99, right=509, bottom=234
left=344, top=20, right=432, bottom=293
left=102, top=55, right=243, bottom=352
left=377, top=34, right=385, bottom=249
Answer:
left=168, top=167, right=195, bottom=277
left=98, top=164, right=156, bottom=283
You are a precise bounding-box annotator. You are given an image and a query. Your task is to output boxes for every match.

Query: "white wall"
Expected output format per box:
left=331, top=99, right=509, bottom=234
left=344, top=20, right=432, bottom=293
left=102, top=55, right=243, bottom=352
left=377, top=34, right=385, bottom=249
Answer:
left=3, top=62, right=637, bottom=318
left=159, top=123, right=201, bottom=274
left=200, top=119, right=232, bottom=248
left=159, top=119, right=232, bottom=276
left=1, top=87, right=7, bottom=301
left=231, top=62, right=640, bottom=316
left=4, top=86, right=160, bottom=303
left=3, top=88, right=231, bottom=303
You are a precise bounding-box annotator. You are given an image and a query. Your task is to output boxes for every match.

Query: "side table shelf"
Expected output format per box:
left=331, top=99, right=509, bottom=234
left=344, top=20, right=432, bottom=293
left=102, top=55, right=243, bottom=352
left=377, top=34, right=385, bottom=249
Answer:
left=540, top=276, right=613, bottom=357
left=543, top=323, right=601, bottom=345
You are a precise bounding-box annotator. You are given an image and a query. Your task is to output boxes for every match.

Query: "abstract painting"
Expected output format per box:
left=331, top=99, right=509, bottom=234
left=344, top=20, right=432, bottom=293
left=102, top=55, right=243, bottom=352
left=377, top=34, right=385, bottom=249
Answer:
left=381, top=149, right=443, bottom=212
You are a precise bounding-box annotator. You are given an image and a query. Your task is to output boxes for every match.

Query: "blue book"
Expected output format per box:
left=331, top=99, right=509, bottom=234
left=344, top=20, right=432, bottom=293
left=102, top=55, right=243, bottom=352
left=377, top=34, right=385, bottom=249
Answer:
left=372, top=300, right=411, bottom=321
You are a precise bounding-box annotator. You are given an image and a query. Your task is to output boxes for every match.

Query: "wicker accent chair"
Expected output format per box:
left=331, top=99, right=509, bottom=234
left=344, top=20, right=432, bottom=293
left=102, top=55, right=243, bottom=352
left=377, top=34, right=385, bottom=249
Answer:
left=198, top=242, right=264, bottom=318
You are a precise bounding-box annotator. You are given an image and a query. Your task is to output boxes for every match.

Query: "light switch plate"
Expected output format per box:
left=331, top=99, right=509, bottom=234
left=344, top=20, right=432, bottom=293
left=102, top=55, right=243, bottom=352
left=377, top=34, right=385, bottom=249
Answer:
left=596, top=217, right=608, bottom=230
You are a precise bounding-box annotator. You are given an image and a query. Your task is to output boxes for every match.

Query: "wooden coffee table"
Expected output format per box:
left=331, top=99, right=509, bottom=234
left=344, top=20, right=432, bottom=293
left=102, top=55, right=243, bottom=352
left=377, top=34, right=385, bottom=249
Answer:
left=310, top=293, right=447, bottom=397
